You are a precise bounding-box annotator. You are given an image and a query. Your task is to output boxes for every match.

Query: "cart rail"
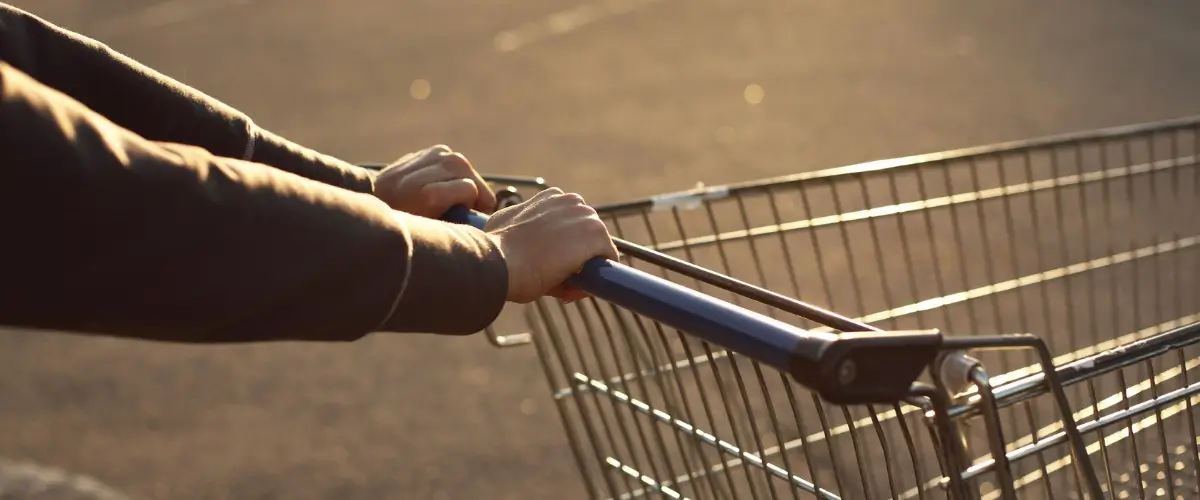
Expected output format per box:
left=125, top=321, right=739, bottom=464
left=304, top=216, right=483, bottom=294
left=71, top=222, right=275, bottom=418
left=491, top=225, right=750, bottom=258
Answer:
left=433, top=115, right=1200, bottom=500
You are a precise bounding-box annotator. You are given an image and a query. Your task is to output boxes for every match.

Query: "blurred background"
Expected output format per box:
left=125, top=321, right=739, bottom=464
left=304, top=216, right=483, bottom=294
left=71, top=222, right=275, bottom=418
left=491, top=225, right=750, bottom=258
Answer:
left=3, top=1, right=1200, bottom=499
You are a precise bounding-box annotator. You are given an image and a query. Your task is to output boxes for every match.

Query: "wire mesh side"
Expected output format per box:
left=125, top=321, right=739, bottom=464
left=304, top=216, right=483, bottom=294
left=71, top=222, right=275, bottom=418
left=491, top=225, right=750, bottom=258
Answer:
left=947, top=323, right=1200, bottom=500
left=598, top=123, right=1200, bottom=365
left=527, top=293, right=940, bottom=500
left=521, top=119, right=1200, bottom=499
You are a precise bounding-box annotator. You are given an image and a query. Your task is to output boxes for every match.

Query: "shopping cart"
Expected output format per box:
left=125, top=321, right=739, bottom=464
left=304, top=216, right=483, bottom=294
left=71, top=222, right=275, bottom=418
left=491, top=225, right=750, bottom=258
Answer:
left=393, top=115, right=1200, bottom=499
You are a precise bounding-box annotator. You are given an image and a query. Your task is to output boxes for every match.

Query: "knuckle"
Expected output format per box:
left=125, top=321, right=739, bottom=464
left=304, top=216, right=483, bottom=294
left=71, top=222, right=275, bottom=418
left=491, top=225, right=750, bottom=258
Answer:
left=550, top=192, right=585, bottom=207
left=568, top=203, right=598, bottom=219
left=581, top=216, right=608, bottom=235
left=393, top=151, right=421, bottom=166
left=439, top=153, right=471, bottom=172
left=428, top=144, right=453, bottom=154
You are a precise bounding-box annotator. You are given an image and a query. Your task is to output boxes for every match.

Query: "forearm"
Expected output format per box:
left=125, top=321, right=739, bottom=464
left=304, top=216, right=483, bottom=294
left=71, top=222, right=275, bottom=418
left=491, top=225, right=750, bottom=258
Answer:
left=0, top=62, right=507, bottom=343
left=0, top=3, right=375, bottom=193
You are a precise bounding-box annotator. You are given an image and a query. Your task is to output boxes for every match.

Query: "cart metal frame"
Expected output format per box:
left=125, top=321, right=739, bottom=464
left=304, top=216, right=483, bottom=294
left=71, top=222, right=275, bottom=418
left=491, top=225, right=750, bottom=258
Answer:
left=427, top=115, right=1200, bottom=500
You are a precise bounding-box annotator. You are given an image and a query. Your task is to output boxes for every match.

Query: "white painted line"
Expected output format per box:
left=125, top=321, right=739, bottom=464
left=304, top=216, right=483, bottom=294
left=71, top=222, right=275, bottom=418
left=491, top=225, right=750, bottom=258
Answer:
left=492, top=0, right=667, bottom=53
left=0, top=458, right=133, bottom=500
left=92, top=0, right=259, bottom=38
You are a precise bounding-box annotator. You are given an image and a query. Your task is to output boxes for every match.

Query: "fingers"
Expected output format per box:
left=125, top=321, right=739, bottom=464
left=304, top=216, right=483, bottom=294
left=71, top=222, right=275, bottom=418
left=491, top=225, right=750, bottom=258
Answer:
left=377, top=145, right=495, bottom=217
left=536, top=189, right=618, bottom=260
left=420, top=178, right=481, bottom=217
left=526, top=186, right=565, bottom=205
left=436, top=152, right=497, bottom=213
left=384, top=145, right=450, bottom=173
left=487, top=187, right=618, bottom=304
left=553, top=192, right=620, bottom=263
left=403, top=144, right=453, bottom=167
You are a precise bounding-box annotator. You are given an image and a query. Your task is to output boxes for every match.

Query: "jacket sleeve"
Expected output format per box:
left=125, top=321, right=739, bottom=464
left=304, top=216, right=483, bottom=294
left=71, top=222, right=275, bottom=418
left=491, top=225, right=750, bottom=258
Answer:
left=0, top=62, right=509, bottom=343
left=0, top=3, right=376, bottom=194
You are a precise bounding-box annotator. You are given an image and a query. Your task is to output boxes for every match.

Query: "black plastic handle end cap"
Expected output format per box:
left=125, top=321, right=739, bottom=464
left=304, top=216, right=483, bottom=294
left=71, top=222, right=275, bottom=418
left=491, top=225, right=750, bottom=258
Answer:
left=792, top=330, right=943, bottom=406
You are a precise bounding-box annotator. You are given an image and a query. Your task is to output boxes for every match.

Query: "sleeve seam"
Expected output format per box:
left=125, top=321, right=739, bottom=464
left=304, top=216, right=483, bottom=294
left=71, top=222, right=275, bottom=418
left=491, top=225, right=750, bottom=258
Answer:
left=242, top=118, right=258, bottom=161
left=374, top=211, right=414, bottom=331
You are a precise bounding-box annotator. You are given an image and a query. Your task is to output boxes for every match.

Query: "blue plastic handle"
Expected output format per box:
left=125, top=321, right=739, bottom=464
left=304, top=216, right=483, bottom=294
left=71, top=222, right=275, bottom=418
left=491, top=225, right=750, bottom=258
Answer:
left=442, top=207, right=824, bottom=370
left=441, top=205, right=941, bottom=404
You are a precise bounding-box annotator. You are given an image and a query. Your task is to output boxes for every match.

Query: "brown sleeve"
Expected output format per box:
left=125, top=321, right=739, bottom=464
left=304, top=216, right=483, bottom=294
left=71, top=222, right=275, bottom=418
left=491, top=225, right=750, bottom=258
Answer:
left=0, top=3, right=376, bottom=194
left=0, top=62, right=508, bottom=343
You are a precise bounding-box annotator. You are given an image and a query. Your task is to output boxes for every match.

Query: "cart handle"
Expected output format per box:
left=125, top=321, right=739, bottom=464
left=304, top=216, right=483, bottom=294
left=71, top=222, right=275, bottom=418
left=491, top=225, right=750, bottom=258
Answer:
left=443, top=206, right=941, bottom=405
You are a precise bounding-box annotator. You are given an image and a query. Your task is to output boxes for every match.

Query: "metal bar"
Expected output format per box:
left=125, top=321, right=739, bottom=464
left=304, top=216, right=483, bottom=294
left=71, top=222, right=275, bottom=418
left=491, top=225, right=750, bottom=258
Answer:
left=951, top=321, right=1200, bottom=420
left=702, top=199, right=784, bottom=500
left=1117, top=369, right=1147, bottom=499
left=602, top=457, right=689, bottom=500
left=593, top=115, right=1200, bottom=216
left=971, top=353, right=1200, bottom=474
left=891, top=402, right=928, bottom=500
left=529, top=299, right=625, bottom=498
left=558, top=318, right=1200, bottom=496
left=976, top=314, right=1200, bottom=391
left=969, top=368, right=1017, bottom=500
left=612, top=235, right=877, bottom=332
left=675, top=331, right=744, bottom=497
left=567, top=300, right=645, bottom=494
left=915, top=385, right=974, bottom=500
left=1147, top=358, right=1177, bottom=500
left=781, top=383, right=825, bottom=499
left=619, top=309, right=715, bottom=499
left=1085, top=378, right=1117, bottom=497
left=639, top=154, right=1195, bottom=256
left=965, top=381, right=1200, bottom=483
left=593, top=301, right=674, bottom=489
left=931, top=334, right=1103, bottom=495
left=663, top=404, right=923, bottom=491
left=512, top=119, right=1200, bottom=499
left=992, top=357, right=1200, bottom=458
left=1021, top=401, right=1059, bottom=499
left=824, top=234, right=1200, bottom=334
left=1182, top=350, right=1200, bottom=499
left=571, top=372, right=841, bottom=500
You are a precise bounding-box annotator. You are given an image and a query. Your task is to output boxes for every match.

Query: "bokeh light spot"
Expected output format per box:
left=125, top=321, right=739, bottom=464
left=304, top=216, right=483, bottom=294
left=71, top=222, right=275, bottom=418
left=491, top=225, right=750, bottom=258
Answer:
left=410, top=79, right=432, bottom=100
left=744, top=83, right=765, bottom=105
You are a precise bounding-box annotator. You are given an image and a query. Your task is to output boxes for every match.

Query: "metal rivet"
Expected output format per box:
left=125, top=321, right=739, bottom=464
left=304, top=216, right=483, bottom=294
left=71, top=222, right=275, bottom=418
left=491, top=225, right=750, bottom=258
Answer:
left=838, top=359, right=857, bottom=385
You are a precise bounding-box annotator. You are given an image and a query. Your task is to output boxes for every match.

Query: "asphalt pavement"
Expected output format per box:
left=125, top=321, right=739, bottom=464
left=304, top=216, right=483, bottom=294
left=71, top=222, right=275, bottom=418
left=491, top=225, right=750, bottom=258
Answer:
left=3, top=1, right=1200, bottom=499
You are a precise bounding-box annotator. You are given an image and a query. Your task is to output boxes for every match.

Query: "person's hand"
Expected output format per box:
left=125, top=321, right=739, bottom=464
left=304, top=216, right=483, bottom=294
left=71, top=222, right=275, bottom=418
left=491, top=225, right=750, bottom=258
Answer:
left=374, top=145, right=497, bottom=218
left=484, top=188, right=619, bottom=304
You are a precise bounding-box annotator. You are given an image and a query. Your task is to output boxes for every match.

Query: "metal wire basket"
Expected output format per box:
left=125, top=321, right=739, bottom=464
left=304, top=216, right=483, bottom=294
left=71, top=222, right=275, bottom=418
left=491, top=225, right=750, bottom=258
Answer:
left=441, top=115, right=1200, bottom=500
